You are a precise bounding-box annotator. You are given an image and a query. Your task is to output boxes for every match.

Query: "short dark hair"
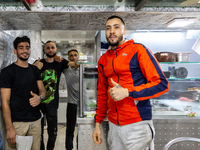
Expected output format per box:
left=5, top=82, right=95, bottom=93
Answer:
left=44, top=40, right=56, bottom=47
left=13, top=36, right=30, bottom=49
left=107, top=15, right=125, bottom=25
left=68, top=49, right=79, bottom=55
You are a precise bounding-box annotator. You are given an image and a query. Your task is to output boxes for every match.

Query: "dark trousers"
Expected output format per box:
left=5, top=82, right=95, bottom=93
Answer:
left=0, top=131, right=3, bottom=150
left=65, top=103, right=77, bottom=150
left=40, top=109, right=58, bottom=150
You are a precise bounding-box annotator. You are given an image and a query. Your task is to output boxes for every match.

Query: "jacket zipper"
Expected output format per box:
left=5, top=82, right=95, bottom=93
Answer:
left=112, top=49, right=120, bottom=125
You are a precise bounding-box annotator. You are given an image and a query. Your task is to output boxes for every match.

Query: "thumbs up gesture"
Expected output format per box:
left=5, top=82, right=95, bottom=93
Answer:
left=109, top=78, right=129, bottom=101
left=29, top=91, right=41, bottom=107
left=33, top=57, right=43, bottom=70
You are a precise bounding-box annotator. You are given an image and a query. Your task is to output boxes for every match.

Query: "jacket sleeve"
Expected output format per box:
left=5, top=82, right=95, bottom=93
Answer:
left=95, top=57, right=108, bottom=123
left=128, top=44, right=169, bottom=100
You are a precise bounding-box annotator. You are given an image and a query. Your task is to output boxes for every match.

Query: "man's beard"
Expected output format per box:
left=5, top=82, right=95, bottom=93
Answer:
left=46, top=53, right=56, bottom=58
left=107, top=34, right=123, bottom=47
left=18, top=53, right=29, bottom=61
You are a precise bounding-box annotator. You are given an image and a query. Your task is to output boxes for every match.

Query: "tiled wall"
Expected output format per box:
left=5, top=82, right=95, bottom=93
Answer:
left=0, top=31, right=14, bottom=71
left=0, top=30, right=42, bottom=71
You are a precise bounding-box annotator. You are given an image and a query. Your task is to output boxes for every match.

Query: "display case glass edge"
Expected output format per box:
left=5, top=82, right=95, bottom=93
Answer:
left=77, top=62, right=97, bottom=64
left=79, top=63, right=98, bottom=118
left=159, top=62, right=200, bottom=64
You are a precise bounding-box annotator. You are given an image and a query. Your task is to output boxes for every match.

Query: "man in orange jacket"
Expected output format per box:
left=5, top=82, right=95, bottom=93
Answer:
left=92, top=16, right=169, bottom=150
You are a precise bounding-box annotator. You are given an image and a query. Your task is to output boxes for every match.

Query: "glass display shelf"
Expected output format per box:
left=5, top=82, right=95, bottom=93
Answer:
left=77, top=61, right=200, bottom=65
left=79, top=62, right=97, bottom=118
left=160, top=61, right=200, bottom=80
left=159, top=62, right=200, bottom=64
left=77, top=62, right=97, bottom=64
left=167, top=78, right=200, bottom=80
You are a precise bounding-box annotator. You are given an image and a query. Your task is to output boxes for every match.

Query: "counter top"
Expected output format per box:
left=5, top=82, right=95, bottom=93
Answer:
left=77, top=116, right=200, bottom=124
left=158, top=99, right=200, bottom=116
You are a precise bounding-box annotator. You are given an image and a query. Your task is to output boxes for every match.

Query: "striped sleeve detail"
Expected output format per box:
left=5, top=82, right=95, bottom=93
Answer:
left=129, top=43, right=169, bottom=100
left=95, top=60, right=108, bottom=123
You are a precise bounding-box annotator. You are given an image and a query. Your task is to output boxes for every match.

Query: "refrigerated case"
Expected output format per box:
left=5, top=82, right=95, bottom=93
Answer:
left=77, top=62, right=200, bottom=150
left=154, top=62, right=200, bottom=117
left=77, top=62, right=109, bottom=150
left=78, top=62, right=98, bottom=118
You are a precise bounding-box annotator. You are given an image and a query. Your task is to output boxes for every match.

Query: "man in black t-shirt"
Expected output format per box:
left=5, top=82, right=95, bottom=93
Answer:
left=0, top=36, right=46, bottom=150
left=33, top=41, right=78, bottom=150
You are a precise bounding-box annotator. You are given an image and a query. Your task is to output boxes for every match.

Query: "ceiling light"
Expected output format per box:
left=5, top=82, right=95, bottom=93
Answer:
left=167, top=18, right=196, bottom=28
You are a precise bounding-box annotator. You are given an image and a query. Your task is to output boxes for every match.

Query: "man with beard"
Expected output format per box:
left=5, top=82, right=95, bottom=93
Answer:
left=33, top=41, right=79, bottom=150
left=0, top=36, right=46, bottom=150
left=92, top=16, right=169, bottom=150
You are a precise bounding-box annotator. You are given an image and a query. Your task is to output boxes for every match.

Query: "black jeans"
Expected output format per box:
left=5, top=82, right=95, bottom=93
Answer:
left=0, top=132, right=3, bottom=150
left=65, top=103, right=77, bottom=150
left=40, top=109, right=58, bottom=150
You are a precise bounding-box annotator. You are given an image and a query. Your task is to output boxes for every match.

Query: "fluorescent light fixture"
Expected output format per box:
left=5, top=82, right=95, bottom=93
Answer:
left=167, top=18, right=196, bottom=27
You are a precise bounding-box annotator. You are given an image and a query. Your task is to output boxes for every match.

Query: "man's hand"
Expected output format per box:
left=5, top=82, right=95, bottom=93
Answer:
left=29, top=91, right=41, bottom=107
left=68, top=61, right=79, bottom=69
left=6, top=127, right=17, bottom=144
left=92, top=123, right=103, bottom=145
left=109, top=78, right=129, bottom=101
left=33, top=57, right=43, bottom=70
left=74, top=62, right=80, bottom=69
left=54, top=55, right=63, bottom=63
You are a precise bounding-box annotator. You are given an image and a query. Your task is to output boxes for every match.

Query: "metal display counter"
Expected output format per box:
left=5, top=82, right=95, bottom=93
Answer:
left=77, top=62, right=200, bottom=150
left=77, top=116, right=200, bottom=150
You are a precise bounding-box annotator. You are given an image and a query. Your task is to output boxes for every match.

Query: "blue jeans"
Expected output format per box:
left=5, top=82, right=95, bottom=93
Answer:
left=40, top=109, right=58, bottom=150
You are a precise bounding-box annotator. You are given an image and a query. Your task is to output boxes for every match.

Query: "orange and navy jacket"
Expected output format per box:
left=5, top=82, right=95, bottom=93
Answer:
left=95, top=39, right=169, bottom=126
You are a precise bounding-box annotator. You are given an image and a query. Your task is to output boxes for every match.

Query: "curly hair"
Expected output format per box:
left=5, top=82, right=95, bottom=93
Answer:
left=13, top=36, right=30, bottom=49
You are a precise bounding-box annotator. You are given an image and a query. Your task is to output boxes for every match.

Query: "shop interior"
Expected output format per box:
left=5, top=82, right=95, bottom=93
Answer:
left=1, top=0, right=200, bottom=150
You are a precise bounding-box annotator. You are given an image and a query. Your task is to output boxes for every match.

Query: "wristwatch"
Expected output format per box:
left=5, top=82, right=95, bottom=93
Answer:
left=40, top=96, right=44, bottom=102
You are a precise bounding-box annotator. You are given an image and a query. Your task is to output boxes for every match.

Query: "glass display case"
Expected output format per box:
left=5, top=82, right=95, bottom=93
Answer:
left=77, top=62, right=200, bottom=150
left=79, top=62, right=200, bottom=117
left=153, top=62, right=200, bottom=117
left=78, top=62, right=98, bottom=118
